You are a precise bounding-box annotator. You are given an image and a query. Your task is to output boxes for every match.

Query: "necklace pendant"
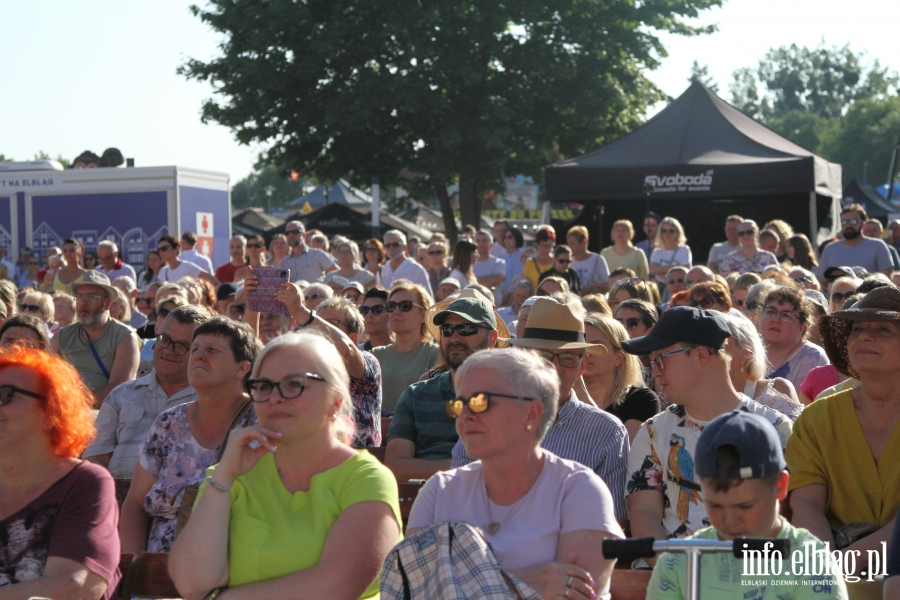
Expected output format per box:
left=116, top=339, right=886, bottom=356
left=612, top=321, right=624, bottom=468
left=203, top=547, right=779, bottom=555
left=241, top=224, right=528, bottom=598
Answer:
left=485, top=522, right=501, bottom=535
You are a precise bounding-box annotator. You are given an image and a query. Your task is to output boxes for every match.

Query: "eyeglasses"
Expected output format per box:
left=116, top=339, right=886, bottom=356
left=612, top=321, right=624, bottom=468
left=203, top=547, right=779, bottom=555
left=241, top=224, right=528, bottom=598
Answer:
left=831, top=291, right=852, bottom=304
left=343, top=293, right=361, bottom=302
left=616, top=317, right=643, bottom=330
left=689, top=297, right=717, bottom=309
left=136, top=297, right=151, bottom=304
left=556, top=259, right=571, bottom=265
left=286, top=230, right=303, bottom=236
left=0, top=385, right=47, bottom=407
left=841, top=218, right=861, bottom=226
left=158, top=245, right=173, bottom=252
left=75, top=293, right=106, bottom=303
left=157, top=308, right=172, bottom=318
left=428, top=250, right=444, bottom=255
left=385, top=300, right=424, bottom=313
left=359, top=304, right=386, bottom=316
left=19, top=304, right=43, bottom=314
left=364, top=247, right=379, bottom=253
left=246, top=374, right=327, bottom=403
left=324, top=317, right=349, bottom=330
left=651, top=347, right=692, bottom=372
left=445, top=392, right=534, bottom=419
left=737, top=230, right=756, bottom=237
left=0, top=337, right=43, bottom=349
left=247, top=243, right=262, bottom=249
left=734, top=299, right=744, bottom=307
left=667, top=277, right=684, bottom=286
left=535, top=349, right=585, bottom=369
left=661, top=228, right=677, bottom=234
left=156, top=333, right=190, bottom=356
left=439, top=323, right=486, bottom=337
left=761, top=307, right=798, bottom=323
left=384, top=242, right=403, bottom=249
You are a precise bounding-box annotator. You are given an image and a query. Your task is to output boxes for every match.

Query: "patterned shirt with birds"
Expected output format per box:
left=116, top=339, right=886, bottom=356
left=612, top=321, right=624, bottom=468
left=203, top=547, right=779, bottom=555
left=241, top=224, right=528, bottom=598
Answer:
left=625, top=398, right=793, bottom=539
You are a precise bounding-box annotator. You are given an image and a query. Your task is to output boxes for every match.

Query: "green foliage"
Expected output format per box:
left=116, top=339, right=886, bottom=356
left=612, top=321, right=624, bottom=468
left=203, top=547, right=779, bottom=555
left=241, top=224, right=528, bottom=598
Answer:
left=689, top=61, right=718, bottom=92
left=730, top=42, right=900, bottom=184
left=33, top=150, right=71, bottom=169
left=0, top=155, right=12, bottom=162
left=180, top=0, right=722, bottom=234
left=231, top=165, right=312, bottom=210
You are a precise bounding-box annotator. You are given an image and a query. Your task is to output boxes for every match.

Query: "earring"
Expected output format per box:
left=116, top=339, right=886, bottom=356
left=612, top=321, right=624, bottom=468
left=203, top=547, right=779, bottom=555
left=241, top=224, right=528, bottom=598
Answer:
left=526, top=424, right=533, bottom=431
left=739, top=362, right=746, bottom=373
left=332, top=413, right=337, bottom=421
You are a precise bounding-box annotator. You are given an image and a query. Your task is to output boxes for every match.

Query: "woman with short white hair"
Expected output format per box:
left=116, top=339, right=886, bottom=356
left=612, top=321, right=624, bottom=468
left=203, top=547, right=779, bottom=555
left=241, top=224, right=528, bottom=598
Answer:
left=407, top=347, right=623, bottom=600
left=648, top=216, right=692, bottom=283
left=719, top=312, right=803, bottom=420
left=170, top=331, right=401, bottom=600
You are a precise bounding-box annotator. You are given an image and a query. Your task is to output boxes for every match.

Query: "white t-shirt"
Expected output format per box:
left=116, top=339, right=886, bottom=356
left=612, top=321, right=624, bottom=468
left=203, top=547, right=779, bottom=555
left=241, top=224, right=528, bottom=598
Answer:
left=380, top=257, right=434, bottom=298
left=626, top=397, right=792, bottom=538
left=649, top=246, right=692, bottom=282
left=570, top=253, right=609, bottom=288
left=707, top=241, right=740, bottom=269
left=408, top=452, right=624, bottom=576
left=179, top=249, right=213, bottom=273
left=155, top=260, right=204, bottom=283
left=766, top=340, right=830, bottom=391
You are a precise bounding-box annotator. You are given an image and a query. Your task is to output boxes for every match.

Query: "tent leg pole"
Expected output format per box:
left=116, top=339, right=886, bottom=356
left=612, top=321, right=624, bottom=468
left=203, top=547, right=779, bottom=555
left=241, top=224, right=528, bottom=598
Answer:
left=809, top=191, right=818, bottom=244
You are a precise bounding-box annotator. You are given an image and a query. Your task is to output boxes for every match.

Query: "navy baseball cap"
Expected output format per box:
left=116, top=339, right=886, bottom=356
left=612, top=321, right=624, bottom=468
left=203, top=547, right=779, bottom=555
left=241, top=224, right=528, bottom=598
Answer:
left=695, top=411, right=787, bottom=480
left=621, top=306, right=731, bottom=355
left=216, top=283, right=238, bottom=301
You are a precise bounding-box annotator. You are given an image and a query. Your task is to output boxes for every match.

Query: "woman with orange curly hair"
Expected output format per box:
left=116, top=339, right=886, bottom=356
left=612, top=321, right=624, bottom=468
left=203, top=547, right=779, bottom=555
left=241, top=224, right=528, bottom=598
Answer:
left=0, top=350, right=120, bottom=599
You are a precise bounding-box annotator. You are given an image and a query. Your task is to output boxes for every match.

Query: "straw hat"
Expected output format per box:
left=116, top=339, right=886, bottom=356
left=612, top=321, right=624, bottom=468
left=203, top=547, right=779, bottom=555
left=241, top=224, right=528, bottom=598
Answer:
left=820, top=286, right=900, bottom=377
left=66, top=270, right=121, bottom=304
left=425, top=288, right=510, bottom=347
left=500, top=297, right=607, bottom=355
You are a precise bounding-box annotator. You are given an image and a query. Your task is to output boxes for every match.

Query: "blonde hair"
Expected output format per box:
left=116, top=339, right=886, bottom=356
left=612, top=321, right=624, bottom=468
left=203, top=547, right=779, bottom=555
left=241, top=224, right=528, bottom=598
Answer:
left=388, top=280, right=434, bottom=342
left=654, top=216, right=687, bottom=248
left=567, top=225, right=590, bottom=243
left=23, top=292, right=55, bottom=323
left=611, top=219, right=634, bottom=239
left=583, top=313, right=643, bottom=405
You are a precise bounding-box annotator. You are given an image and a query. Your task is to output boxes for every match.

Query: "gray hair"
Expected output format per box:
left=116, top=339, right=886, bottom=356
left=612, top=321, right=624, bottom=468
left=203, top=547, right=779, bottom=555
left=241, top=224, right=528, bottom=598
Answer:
left=286, top=220, right=306, bottom=234
left=98, top=239, right=119, bottom=254
left=23, top=292, right=55, bottom=323
left=454, top=347, right=560, bottom=441
left=717, top=312, right=768, bottom=381
left=113, top=275, right=136, bottom=294
left=252, top=330, right=355, bottom=444
left=317, top=296, right=364, bottom=335
left=476, top=228, right=494, bottom=242
left=336, top=240, right=360, bottom=263
left=309, top=233, right=329, bottom=249
left=513, top=280, right=535, bottom=295
left=306, top=282, right=334, bottom=300
left=384, top=229, right=407, bottom=245
left=746, top=279, right=778, bottom=308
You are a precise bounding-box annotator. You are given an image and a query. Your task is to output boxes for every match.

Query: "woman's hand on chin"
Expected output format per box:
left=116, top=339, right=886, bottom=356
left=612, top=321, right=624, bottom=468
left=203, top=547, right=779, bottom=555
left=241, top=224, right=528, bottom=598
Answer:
left=510, top=555, right=596, bottom=600
left=216, top=426, right=283, bottom=483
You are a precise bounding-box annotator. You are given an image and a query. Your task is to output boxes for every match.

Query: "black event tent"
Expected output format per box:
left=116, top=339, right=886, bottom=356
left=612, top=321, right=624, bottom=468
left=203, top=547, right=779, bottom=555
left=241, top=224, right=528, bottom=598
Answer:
left=842, top=179, right=899, bottom=223
left=545, top=81, right=842, bottom=260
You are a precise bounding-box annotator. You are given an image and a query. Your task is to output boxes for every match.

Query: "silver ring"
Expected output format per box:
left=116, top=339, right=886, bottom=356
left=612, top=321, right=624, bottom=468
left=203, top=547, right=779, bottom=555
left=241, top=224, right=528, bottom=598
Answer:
left=564, top=589, right=570, bottom=599
left=567, top=576, right=573, bottom=588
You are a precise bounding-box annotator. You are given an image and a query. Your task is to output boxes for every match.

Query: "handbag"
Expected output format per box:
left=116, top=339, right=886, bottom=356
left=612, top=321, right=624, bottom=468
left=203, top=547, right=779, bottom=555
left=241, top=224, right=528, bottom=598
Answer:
left=380, top=521, right=542, bottom=600
left=173, top=399, right=253, bottom=536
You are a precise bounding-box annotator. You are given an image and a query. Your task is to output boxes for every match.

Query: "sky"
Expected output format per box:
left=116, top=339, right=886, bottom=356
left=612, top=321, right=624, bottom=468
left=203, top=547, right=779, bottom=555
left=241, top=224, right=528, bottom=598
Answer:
left=1, top=1, right=897, bottom=186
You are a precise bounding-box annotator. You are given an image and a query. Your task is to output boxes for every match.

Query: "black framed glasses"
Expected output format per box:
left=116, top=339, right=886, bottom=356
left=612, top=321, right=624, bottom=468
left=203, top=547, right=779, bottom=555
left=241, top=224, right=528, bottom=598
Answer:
left=761, top=307, right=798, bottom=323
left=247, top=243, right=262, bottom=249
left=556, top=258, right=571, bottom=264
left=0, top=385, right=46, bottom=407
left=359, top=304, right=386, bottom=316
left=385, top=300, right=424, bottom=313
left=384, top=242, right=403, bottom=249
left=651, top=347, right=692, bottom=372
left=157, top=308, right=172, bottom=318
left=535, top=349, right=585, bottom=368
left=445, top=392, right=535, bottom=418
left=616, top=317, right=642, bottom=330
left=689, top=297, right=717, bottom=309
left=20, top=304, right=43, bottom=314
left=439, top=323, right=486, bottom=337
left=246, top=374, right=327, bottom=403
left=156, top=333, right=190, bottom=356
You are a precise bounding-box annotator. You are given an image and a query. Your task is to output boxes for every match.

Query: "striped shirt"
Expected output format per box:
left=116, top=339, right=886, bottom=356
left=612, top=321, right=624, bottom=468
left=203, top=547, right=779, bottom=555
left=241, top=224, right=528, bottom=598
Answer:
left=451, top=393, right=630, bottom=520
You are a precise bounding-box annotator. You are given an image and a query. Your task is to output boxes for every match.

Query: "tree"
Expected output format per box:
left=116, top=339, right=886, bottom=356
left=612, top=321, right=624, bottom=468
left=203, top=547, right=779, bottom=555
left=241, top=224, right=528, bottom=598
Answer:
left=688, top=60, right=718, bottom=92
left=730, top=43, right=900, bottom=184
left=231, top=165, right=312, bottom=210
left=33, top=150, right=71, bottom=169
left=180, top=0, right=722, bottom=237
left=0, top=155, right=12, bottom=162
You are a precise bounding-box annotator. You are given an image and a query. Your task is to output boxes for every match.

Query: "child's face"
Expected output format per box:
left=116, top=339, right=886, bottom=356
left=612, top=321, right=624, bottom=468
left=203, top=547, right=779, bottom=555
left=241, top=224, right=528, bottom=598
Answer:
left=700, top=472, right=789, bottom=540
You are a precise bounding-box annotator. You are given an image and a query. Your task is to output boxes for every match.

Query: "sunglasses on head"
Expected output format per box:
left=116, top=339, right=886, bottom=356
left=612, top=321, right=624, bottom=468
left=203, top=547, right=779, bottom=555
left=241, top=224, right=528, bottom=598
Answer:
left=445, top=392, right=534, bottom=418
left=359, top=304, right=386, bottom=316
left=385, top=300, right=424, bottom=313
left=439, top=322, right=486, bottom=337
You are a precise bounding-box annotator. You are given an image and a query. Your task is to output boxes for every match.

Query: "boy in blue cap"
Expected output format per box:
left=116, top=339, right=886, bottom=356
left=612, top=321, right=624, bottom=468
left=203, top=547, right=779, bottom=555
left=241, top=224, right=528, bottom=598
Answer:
left=648, top=410, right=848, bottom=599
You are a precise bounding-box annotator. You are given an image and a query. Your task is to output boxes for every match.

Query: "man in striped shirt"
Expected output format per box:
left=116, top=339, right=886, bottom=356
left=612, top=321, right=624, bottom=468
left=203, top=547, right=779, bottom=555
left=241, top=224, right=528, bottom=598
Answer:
left=450, top=298, right=630, bottom=521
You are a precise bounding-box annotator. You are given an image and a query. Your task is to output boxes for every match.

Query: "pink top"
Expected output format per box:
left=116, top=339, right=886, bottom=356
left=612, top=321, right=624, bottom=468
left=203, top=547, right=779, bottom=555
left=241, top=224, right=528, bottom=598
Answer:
left=408, top=451, right=623, bottom=587
left=800, top=365, right=841, bottom=401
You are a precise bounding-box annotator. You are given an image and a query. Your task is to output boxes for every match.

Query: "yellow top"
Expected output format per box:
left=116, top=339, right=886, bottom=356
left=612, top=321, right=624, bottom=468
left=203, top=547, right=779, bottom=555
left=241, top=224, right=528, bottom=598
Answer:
left=522, top=257, right=553, bottom=289
left=786, top=389, right=900, bottom=527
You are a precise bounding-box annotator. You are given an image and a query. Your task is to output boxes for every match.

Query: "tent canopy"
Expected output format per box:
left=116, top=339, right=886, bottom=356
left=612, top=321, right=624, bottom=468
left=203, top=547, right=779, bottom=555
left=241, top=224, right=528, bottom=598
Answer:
left=268, top=203, right=432, bottom=243
left=842, top=179, right=900, bottom=221
left=287, top=180, right=372, bottom=209
left=545, top=81, right=842, bottom=257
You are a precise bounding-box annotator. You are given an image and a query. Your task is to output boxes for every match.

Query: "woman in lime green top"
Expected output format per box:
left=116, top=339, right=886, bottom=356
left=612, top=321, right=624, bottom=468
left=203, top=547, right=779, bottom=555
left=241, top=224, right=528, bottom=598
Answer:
left=170, top=331, right=402, bottom=600
left=42, top=239, right=86, bottom=292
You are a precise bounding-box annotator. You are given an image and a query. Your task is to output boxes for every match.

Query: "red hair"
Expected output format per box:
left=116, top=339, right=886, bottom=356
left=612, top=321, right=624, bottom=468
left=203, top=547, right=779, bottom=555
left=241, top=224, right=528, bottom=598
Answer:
left=0, top=349, right=95, bottom=458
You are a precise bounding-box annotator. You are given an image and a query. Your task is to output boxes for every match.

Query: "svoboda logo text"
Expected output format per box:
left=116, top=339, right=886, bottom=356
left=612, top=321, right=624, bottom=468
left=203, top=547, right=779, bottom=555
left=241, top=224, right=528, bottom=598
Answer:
left=644, top=170, right=714, bottom=193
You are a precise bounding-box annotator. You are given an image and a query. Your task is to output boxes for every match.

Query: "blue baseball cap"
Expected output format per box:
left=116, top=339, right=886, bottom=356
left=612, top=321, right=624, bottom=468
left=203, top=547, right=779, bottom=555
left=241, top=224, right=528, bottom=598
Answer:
left=695, top=411, right=787, bottom=480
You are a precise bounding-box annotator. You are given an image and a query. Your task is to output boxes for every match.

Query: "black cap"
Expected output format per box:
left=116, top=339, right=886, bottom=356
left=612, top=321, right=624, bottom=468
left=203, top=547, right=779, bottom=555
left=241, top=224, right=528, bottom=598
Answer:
left=621, top=306, right=731, bottom=355
left=823, top=266, right=854, bottom=281
left=696, top=411, right=787, bottom=480
left=216, top=283, right=238, bottom=301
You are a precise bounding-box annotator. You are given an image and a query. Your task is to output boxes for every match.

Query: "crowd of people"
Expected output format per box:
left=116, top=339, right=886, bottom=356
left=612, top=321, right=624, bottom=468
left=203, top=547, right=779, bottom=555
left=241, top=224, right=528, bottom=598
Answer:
left=3, top=204, right=900, bottom=599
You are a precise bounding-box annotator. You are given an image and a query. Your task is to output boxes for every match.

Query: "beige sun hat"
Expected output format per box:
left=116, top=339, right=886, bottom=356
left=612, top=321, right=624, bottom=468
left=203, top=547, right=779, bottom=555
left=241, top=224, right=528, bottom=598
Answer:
left=500, top=297, right=607, bottom=355
left=66, top=270, right=121, bottom=304
left=425, top=288, right=510, bottom=347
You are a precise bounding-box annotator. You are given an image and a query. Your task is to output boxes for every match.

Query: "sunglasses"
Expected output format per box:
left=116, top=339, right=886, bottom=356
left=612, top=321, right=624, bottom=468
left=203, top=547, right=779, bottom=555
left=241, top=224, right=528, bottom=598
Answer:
left=616, top=317, right=643, bottom=330
left=286, top=230, right=303, bottom=236
left=343, top=292, right=361, bottom=301
left=359, top=304, right=386, bottom=316
left=445, top=392, right=534, bottom=419
left=439, top=323, right=486, bottom=337
left=535, top=349, right=584, bottom=368
left=0, top=385, right=47, bottom=407
left=831, top=291, right=852, bottom=304
left=136, top=297, right=151, bottom=304
left=157, top=308, right=171, bottom=318
left=556, top=258, right=571, bottom=265
left=689, top=297, right=717, bottom=309
left=157, top=245, right=173, bottom=252
left=661, top=228, right=677, bottom=234
left=734, top=299, right=744, bottom=307
left=745, top=301, right=762, bottom=312
left=384, top=242, right=403, bottom=249
left=247, top=243, right=262, bottom=249
left=737, top=230, right=756, bottom=236
left=841, top=218, right=861, bottom=226
left=428, top=250, right=445, bottom=255
left=19, top=304, right=43, bottom=314
left=385, top=300, right=424, bottom=313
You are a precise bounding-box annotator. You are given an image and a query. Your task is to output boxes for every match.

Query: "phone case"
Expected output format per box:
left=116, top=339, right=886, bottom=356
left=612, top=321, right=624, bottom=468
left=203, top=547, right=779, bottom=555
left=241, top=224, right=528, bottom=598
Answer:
left=248, top=267, right=292, bottom=313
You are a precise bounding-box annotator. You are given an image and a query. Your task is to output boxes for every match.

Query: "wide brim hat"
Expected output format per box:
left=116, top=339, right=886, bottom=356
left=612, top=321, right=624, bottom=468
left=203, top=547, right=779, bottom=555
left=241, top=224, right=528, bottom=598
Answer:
left=499, top=297, right=606, bottom=355
left=426, top=288, right=509, bottom=347
left=66, top=270, right=121, bottom=303
left=820, top=286, right=900, bottom=377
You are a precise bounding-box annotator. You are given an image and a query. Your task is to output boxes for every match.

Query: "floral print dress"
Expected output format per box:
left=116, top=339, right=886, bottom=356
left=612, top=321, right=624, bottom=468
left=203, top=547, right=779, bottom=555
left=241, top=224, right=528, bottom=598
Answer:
left=138, top=402, right=255, bottom=552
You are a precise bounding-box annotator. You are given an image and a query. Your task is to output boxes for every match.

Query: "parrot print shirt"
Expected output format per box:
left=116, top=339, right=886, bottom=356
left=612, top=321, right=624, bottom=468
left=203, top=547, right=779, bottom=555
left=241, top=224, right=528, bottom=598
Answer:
left=625, top=397, right=793, bottom=538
